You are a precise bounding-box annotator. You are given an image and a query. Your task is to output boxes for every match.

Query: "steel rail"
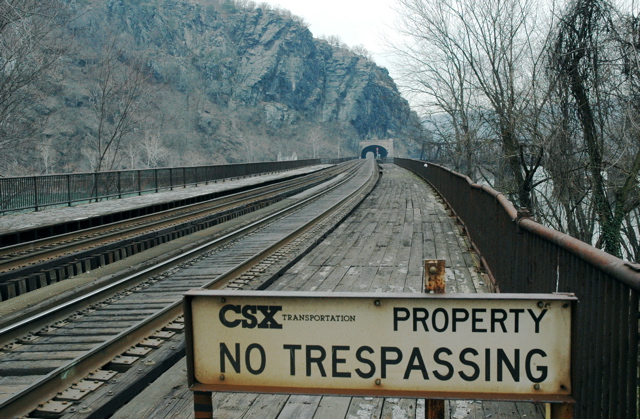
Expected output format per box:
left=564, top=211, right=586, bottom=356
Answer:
left=0, top=164, right=360, bottom=305
left=202, top=160, right=380, bottom=291
left=0, top=161, right=364, bottom=342
left=0, top=160, right=376, bottom=418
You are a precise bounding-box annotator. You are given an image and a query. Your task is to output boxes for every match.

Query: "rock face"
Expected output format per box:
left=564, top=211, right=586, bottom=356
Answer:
left=118, top=1, right=415, bottom=135
left=46, top=0, right=420, bottom=171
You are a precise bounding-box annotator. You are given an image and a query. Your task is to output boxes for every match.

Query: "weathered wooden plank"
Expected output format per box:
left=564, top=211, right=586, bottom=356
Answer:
left=0, top=376, right=47, bottom=401
left=0, top=351, right=87, bottom=361
left=0, top=359, right=67, bottom=375
left=344, top=266, right=379, bottom=292
left=308, top=234, right=352, bottom=267
left=324, top=233, right=361, bottom=266
left=357, top=239, right=380, bottom=268
left=380, top=397, right=418, bottom=419
left=243, top=394, right=289, bottom=417
left=315, top=265, right=351, bottom=292
left=274, top=264, right=323, bottom=292
left=515, top=401, right=545, bottom=417
left=344, top=396, right=384, bottom=418
left=300, top=266, right=336, bottom=290
left=110, top=359, right=190, bottom=419
left=407, top=232, right=426, bottom=289
left=209, top=392, right=261, bottom=418
left=41, top=328, right=123, bottom=336
left=68, top=321, right=141, bottom=329
left=368, top=266, right=395, bottom=293
left=448, top=400, right=484, bottom=418
left=7, top=342, right=96, bottom=351
left=341, top=246, right=366, bottom=266
left=312, top=396, right=351, bottom=419
left=276, top=395, right=322, bottom=418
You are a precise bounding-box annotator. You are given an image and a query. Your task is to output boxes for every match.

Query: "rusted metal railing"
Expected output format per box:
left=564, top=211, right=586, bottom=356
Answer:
left=394, top=157, right=639, bottom=419
left=0, top=158, right=353, bottom=214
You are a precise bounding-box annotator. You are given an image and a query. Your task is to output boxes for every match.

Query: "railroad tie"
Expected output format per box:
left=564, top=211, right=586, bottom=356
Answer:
left=0, top=280, right=17, bottom=301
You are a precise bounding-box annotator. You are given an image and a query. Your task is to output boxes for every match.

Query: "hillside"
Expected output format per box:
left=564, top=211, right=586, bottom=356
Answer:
left=4, top=0, right=420, bottom=174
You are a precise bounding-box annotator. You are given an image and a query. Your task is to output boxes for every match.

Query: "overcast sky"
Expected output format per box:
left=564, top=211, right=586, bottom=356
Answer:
left=260, top=0, right=399, bottom=72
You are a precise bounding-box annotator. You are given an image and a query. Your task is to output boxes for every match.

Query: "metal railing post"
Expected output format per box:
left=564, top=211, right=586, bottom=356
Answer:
left=93, top=172, right=98, bottom=202
left=67, top=175, right=72, bottom=207
left=33, top=177, right=39, bottom=212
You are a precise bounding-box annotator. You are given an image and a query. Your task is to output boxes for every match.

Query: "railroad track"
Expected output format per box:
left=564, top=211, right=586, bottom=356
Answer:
left=0, top=162, right=361, bottom=302
left=0, top=159, right=379, bottom=418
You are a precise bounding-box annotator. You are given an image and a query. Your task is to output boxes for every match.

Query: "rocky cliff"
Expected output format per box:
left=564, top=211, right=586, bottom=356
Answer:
left=22, top=0, right=420, bottom=173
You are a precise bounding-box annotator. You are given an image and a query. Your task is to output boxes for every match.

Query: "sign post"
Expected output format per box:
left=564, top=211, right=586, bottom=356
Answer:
left=424, top=259, right=446, bottom=419
left=192, top=390, right=213, bottom=419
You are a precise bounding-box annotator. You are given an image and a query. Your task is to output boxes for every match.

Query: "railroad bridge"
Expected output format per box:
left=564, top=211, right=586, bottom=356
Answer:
left=0, top=158, right=637, bottom=419
left=359, top=139, right=394, bottom=159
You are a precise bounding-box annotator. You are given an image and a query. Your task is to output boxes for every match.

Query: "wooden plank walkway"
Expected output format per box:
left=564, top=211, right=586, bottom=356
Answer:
left=112, top=164, right=545, bottom=419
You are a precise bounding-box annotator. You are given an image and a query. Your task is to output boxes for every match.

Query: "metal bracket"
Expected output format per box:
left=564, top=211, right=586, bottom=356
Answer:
left=515, top=208, right=532, bottom=233
left=424, top=259, right=445, bottom=293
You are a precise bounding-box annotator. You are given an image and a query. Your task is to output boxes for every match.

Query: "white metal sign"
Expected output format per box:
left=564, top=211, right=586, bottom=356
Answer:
left=185, top=290, right=574, bottom=401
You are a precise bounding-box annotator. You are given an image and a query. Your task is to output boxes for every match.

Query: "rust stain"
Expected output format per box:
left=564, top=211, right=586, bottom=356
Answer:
left=424, top=259, right=445, bottom=294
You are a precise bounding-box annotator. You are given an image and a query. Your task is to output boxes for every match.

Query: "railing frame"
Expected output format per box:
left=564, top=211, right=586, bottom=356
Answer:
left=394, top=157, right=639, bottom=419
left=0, top=159, right=354, bottom=214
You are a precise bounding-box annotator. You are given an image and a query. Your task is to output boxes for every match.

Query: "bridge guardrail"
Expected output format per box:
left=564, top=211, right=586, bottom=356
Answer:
left=395, top=157, right=639, bottom=419
left=0, top=158, right=355, bottom=215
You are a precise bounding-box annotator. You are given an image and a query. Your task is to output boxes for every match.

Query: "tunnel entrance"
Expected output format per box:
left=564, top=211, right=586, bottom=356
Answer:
left=361, top=145, right=389, bottom=159
left=359, top=139, right=394, bottom=159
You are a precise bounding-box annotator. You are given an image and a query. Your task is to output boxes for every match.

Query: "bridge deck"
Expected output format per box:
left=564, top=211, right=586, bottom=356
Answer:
left=111, top=164, right=545, bottom=419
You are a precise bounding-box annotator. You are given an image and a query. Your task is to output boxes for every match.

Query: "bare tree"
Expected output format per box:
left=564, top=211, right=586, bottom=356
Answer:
left=36, top=139, right=57, bottom=174
left=319, top=35, right=348, bottom=49
left=239, top=133, right=263, bottom=162
left=307, top=126, right=324, bottom=158
left=392, top=0, right=480, bottom=174
left=140, top=132, right=169, bottom=168
left=351, top=45, right=373, bottom=61
left=393, top=0, right=553, bottom=208
left=550, top=0, right=640, bottom=258
left=534, top=91, right=597, bottom=243
left=623, top=208, right=640, bottom=261
left=0, top=0, right=72, bottom=171
left=85, top=36, right=153, bottom=172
